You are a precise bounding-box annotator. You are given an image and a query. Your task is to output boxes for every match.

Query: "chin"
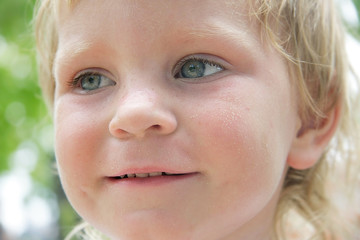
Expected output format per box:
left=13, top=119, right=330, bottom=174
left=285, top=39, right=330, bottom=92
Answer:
left=90, top=212, right=195, bottom=240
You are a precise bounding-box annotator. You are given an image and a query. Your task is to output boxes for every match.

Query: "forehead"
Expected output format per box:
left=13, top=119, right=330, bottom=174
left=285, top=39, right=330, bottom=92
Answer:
left=55, top=0, right=251, bottom=29
left=54, top=0, right=263, bottom=69
left=54, top=0, right=258, bottom=46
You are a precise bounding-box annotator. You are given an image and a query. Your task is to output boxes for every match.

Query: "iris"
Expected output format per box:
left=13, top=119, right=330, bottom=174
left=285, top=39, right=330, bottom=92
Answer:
left=181, top=60, right=206, bottom=78
left=81, top=74, right=102, bottom=91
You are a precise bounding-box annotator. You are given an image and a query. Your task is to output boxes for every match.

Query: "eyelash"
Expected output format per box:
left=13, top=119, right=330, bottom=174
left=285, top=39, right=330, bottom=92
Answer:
left=173, top=56, right=224, bottom=78
left=67, top=56, right=224, bottom=90
left=67, top=71, right=98, bottom=88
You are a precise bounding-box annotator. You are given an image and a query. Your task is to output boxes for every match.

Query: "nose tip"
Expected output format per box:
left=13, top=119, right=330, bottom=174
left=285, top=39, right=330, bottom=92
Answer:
left=108, top=92, right=177, bottom=139
left=109, top=109, right=177, bottom=139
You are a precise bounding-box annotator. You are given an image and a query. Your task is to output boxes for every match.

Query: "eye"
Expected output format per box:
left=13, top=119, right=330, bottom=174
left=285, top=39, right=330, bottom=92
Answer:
left=70, top=71, right=116, bottom=92
left=174, top=57, right=224, bottom=79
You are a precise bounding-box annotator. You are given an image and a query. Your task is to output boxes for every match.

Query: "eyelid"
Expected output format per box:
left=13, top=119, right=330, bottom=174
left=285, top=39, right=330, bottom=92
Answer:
left=172, top=54, right=226, bottom=78
left=68, top=68, right=115, bottom=88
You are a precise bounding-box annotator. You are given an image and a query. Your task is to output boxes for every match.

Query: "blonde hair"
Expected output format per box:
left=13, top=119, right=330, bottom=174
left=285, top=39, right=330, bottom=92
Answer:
left=251, top=1, right=360, bottom=239
left=34, top=0, right=360, bottom=239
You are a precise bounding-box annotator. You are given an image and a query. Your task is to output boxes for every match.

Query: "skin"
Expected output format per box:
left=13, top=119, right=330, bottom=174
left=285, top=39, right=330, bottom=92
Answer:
left=53, top=0, right=305, bottom=239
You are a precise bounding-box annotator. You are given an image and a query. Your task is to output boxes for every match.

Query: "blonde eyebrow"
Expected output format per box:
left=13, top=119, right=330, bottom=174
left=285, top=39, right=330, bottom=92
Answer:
left=186, top=20, right=262, bottom=56
left=189, top=23, right=249, bottom=39
left=53, top=40, right=97, bottom=76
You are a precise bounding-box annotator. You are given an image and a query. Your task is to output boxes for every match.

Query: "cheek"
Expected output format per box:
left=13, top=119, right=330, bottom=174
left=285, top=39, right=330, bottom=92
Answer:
left=204, top=107, right=283, bottom=184
left=54, top=97, right=110, bottom=159
left=54, top=100, right=109, bottom=205
left=195, top=95, right=289, bottom=169
left=188, top=89, right=295, bottom=213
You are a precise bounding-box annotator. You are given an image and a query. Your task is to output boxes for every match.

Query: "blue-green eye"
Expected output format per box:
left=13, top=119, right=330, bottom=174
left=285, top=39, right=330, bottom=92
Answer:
left=176, top=58, right=223, bottom=79
left=72, top=72, right=115, bottom=91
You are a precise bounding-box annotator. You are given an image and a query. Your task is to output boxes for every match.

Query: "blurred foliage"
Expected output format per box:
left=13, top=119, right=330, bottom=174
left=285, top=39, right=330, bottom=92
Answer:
left=0, top=0, right=359, bottom=240
left=0, top=0, right=39, bottom=172
left=354, top=0, right=360, bottom=22
left=0, top=0, right=79, bottom=239
left=350, top=0, right=360, bottom=35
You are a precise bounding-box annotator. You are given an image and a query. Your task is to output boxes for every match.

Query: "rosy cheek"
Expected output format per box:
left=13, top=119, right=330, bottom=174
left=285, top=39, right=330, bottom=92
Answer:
left=54, top=101, right=107, bottom=184
left=54, top=104, right=107, bottom=212
left=193, top=98, right=285, bottom=187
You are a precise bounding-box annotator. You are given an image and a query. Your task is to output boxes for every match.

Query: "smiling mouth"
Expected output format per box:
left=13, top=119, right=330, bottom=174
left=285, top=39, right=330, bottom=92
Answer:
left=111, top=172, right=186, bottom=180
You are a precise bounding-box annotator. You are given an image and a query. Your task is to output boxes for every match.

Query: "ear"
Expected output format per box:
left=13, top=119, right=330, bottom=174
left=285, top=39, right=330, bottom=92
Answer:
left=287, top=103, right=342, bottom=170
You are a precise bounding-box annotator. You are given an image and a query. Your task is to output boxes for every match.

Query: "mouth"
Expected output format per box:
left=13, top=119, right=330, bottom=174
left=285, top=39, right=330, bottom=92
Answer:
left=110, top=172, right=186, bottom=180
left=107, top=170, right=199, bottom=188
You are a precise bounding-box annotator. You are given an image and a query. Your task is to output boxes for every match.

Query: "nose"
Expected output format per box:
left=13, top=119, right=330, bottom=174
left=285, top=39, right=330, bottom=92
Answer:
left=109, top=90, right=177, bottom=139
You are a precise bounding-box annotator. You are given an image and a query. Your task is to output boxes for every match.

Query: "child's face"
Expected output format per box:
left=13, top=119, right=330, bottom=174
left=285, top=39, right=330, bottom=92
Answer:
left=54, top=0, right=301, bottom=239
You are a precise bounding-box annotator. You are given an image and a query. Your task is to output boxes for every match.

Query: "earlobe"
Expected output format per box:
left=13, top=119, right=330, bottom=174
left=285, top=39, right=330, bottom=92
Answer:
left=287, top=104, right=342, bottom=170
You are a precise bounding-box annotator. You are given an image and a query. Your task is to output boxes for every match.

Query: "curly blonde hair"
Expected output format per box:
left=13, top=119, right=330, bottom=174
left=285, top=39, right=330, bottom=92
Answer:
left=34, top=0, right=360, bottom=239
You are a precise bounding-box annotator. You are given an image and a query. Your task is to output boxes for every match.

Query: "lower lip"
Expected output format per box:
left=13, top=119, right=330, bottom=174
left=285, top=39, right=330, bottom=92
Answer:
left=106, top=173, right=198, bottom=187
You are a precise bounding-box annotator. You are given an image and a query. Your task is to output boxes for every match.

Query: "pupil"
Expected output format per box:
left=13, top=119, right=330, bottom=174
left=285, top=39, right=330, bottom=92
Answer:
left=181, top=60, right=205, bottom=78
left=189, top=64, right=196, bottom=72
left=82, top=75, right=101, bottom=90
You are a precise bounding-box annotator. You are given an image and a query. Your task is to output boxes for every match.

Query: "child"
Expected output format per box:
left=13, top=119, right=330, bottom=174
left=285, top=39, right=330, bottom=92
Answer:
left=34, top=0, right=360, bottom=239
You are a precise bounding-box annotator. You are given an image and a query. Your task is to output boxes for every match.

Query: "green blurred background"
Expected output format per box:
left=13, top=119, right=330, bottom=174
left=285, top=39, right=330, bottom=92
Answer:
left=0, top=0, right=359, bottom=239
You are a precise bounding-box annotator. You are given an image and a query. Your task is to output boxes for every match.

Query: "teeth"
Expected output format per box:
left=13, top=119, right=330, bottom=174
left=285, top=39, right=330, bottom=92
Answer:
left=135, top=173, right=149, bottom=178
left=116, top=172, right=176, bottom=179
left=149, top=172, right=162, bottom=177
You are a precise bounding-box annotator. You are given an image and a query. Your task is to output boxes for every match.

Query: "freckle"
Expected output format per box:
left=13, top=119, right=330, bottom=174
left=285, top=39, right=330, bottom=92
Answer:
left=231, top=111, right=239, bottom=120
left=189, top=114, right=198, bottom=119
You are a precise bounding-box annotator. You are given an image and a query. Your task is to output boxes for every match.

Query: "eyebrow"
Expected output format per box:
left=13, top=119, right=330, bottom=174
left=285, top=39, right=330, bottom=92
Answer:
left=53, top=40, right=105, bottom=77
left=189, top=22, right=254, bottom=43
left=185, top=20, right=263, bottom=60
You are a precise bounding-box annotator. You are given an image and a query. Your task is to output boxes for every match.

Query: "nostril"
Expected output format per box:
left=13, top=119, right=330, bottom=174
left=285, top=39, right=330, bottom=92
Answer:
left=148, top=124, right=163, bottom=134
left=152, top=124, right=161, bottom=129
left=110, top=128, right=132, bottom=139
